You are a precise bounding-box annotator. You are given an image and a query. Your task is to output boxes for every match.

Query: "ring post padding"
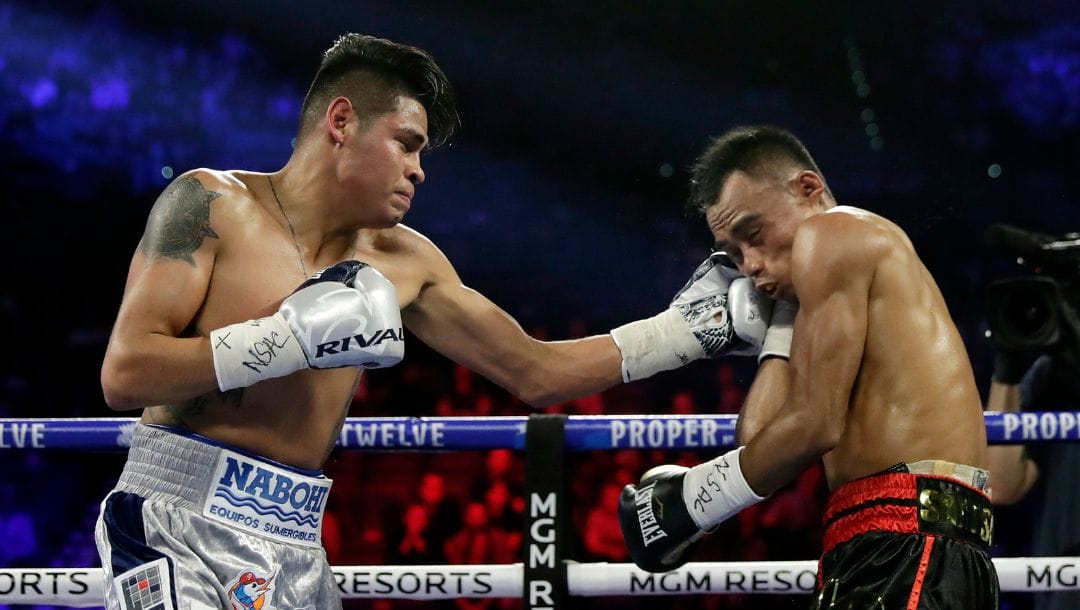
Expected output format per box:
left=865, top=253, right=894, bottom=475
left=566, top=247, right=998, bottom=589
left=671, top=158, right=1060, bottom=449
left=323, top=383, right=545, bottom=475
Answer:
left=524, top=414, right=568, bottom=610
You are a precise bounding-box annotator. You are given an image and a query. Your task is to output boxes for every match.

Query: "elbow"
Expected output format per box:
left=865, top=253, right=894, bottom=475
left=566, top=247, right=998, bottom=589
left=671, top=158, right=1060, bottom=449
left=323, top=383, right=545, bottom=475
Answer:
left=102, top=390, right=141, bottom=412
left=813, top=429, right=843, bottom=457
left=100, top=360, right=146, bottom=411
left=990, top=487, right=1022, bottom=507
left=501, top=368, right=561, bottom=410
left=989, top=456, right=1038, bottom=506
left=803, top=414, right=843, bottom=456
left=989, top=473, right=1031, bottom=506
left=518, top=387, right=557, bottom=411
left=736, top=417, right=765, bottom=447
left=101, top=379, right=140, bottom=412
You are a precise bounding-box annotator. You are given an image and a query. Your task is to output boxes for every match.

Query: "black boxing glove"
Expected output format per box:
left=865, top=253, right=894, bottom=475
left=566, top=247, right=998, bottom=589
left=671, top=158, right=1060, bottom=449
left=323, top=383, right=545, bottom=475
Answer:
left=618, top=447, right=765, bottom=572
left=618, top=464, right=704, bottom=573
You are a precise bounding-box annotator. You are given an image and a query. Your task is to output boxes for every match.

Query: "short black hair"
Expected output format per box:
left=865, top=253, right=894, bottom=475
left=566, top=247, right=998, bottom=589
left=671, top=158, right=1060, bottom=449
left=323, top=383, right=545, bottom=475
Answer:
left=688, top=125, right=831, bottom=215
left=298, top=33, right=460, bottom=148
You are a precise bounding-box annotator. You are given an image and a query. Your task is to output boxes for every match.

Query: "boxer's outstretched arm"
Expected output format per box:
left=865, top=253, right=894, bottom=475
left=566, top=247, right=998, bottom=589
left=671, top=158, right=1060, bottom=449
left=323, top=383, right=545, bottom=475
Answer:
left=402, top=239, right=622, bottom=408
left=405, top=233, right=768, bottom=407
left=740, top=213, right=874, bottom=495
left=101, top=172, right=222, bottom=410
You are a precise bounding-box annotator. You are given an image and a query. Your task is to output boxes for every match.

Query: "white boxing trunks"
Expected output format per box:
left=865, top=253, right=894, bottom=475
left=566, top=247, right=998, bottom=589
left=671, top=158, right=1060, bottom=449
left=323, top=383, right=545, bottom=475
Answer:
left=94, top=424, right=340, bottom=610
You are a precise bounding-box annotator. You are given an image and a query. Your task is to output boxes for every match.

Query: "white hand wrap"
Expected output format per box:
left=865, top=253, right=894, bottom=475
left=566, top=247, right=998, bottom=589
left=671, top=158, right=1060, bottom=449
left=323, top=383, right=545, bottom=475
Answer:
left=759, top=299, right=797, bottom=362
left=682, top=446, right=767, bottom=531
left=610, top=308, right=704, bottom=383
left=210, top=313, right=308, bottom=392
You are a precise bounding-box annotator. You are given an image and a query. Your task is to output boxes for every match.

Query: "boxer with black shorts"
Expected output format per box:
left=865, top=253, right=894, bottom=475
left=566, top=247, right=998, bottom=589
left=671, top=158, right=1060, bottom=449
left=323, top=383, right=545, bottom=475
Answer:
left=619, top=125, right=998, bottom=608
left=96, top=34, right=762, bottom=609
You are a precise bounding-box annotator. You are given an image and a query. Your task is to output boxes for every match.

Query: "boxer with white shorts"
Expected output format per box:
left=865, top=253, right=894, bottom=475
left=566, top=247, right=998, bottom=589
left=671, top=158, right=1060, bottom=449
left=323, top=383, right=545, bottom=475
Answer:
left=97, top=425, right=336, bottom=609
left=97, top=33, right=748, bottom=608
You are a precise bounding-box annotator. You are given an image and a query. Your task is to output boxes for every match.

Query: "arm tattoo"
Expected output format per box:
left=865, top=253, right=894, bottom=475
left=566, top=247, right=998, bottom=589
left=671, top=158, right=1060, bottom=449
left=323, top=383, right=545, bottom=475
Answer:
left=161, top=399, right=207, bottom=429
left=141, top=175, right=221, bottom=266
left=161, top=388, right=244, bottom=428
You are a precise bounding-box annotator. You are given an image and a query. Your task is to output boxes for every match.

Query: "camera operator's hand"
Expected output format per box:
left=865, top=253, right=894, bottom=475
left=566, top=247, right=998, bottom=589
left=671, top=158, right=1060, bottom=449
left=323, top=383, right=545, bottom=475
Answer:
left=991, top=349, right=1037, bottom=386
left=986, top=349, right=1041, bottom=506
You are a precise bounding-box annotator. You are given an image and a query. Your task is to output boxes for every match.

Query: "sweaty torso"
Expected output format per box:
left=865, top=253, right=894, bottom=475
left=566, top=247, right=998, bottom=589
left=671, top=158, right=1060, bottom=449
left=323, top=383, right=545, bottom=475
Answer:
left=140, top=170, right=429, bottom=469
left=819, top=208, right=987, bottom=488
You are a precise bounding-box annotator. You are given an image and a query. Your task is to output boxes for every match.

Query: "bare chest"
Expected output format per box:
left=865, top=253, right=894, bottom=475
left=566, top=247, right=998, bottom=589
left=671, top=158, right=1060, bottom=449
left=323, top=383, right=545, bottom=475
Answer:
left=196, top=242, right=310, bottom=333
left=193, top=230, right=424, bottom=335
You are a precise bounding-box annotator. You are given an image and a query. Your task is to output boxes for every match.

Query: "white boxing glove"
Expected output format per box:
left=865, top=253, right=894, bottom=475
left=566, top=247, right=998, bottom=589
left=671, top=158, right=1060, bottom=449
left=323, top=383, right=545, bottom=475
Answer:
left=610, top=253, right=772, bottom=382
left=209, top=260, right=404, bottom=391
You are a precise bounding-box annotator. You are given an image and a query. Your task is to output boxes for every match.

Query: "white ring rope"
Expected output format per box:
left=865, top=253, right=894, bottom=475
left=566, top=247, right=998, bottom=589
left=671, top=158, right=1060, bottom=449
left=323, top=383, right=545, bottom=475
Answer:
left=2, top=558, right=1077, bottom=606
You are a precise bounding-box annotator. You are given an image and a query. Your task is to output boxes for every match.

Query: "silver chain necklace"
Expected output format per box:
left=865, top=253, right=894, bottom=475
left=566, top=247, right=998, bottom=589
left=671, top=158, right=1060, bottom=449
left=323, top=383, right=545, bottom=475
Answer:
left=268, top=175, right=309, bottom=278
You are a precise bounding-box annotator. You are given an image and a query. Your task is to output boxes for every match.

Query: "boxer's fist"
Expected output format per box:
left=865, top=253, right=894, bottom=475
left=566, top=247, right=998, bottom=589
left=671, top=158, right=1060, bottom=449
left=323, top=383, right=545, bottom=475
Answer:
left=281, top=260, right=404, bottom=369
left=610, top=253, right=771, bottom=382
left=618, top=465, right=704, bottom=573
left=671, top=253, right=770, bottom=358
left=620, top=447, right=766, bottom=573
left=210, top=260, right=403, bottom=391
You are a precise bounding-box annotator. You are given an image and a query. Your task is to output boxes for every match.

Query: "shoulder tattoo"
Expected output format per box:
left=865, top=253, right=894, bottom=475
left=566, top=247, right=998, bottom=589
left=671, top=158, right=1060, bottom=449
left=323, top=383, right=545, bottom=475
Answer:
left=141, top=175, right=222, bottom=266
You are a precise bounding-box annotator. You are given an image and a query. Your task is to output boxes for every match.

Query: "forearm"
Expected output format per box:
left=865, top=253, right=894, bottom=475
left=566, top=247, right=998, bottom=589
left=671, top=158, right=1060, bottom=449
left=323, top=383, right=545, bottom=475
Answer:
left=985, top=380, right=1039, bottom=504
left=740, top=406, right=836, bottom=496
left=404, top=284, right=626, bottom=407
left=501, top=335, right=624, bottom=407
left=732, top=356, right=826, bottom=496
left=736, top=358, right=790, bottom=445
left=101, top=334, right=219, bottom=410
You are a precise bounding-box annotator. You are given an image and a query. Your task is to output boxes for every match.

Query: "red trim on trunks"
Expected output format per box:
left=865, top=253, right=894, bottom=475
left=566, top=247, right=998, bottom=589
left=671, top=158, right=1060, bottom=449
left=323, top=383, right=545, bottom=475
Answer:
left=823, top=473, right=916, bottom=523
left=906, top=535, right=936, bottom=610
left=822, top=503, right=920, bottom=556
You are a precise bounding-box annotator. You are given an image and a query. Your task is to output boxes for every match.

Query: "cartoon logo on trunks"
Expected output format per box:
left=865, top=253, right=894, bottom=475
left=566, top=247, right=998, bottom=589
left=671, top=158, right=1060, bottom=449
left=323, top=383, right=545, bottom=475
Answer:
left=228, top=570, right=275, bottom=610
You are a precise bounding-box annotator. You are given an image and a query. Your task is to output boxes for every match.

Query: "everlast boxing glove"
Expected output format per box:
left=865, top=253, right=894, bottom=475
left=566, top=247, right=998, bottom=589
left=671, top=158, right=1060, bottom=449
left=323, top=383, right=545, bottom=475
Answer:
left=619, top=447, right=765, bottom=572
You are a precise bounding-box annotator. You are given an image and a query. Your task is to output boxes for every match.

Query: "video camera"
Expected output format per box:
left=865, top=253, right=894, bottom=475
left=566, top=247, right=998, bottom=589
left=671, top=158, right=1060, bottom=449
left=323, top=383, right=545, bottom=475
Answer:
left=985, top=224, right=1080, bottom=351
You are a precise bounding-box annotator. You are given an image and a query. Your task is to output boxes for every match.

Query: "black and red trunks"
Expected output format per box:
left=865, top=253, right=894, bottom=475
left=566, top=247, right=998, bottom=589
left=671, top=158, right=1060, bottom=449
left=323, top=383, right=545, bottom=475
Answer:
left=811, top=464, right=999, bottom=609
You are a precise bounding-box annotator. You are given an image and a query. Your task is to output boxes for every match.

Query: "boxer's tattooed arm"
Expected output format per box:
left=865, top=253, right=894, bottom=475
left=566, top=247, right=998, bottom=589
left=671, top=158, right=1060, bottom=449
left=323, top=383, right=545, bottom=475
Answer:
left=140, top=175, right=221, bottom=266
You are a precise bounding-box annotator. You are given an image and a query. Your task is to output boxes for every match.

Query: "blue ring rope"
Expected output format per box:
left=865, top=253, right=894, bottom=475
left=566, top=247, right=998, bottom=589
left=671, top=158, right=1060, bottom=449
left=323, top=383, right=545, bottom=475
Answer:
left=0, top=411, right=1077, bottom=451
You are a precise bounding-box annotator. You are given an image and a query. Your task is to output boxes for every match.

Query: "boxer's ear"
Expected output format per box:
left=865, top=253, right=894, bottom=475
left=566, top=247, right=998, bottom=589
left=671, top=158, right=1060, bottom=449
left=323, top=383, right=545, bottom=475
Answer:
left=326, top=96, right=355, bottom=145
left=793, top=171, right=826, bottom=205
